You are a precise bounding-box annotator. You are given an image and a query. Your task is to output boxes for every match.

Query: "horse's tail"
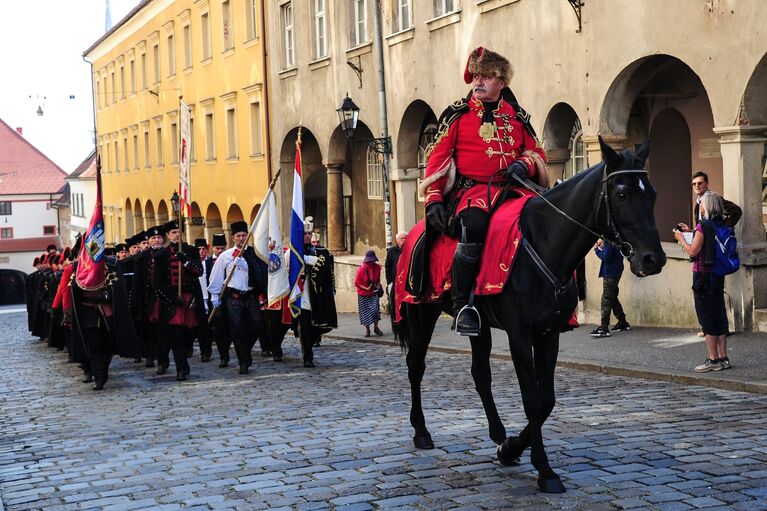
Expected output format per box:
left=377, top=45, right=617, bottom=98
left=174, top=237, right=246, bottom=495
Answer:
left=394, top=304, right=409, bottom=351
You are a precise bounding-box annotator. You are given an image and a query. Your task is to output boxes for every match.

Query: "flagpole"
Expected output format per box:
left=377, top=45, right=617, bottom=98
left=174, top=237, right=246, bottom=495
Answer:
left=178, top=97, right=184, bottom=296
left=208, top=168, right=282, bottom=324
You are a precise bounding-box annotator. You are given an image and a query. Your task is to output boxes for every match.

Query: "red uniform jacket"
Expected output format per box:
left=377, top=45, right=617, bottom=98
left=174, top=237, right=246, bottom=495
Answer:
left=421, top=93, right=546, bottom=214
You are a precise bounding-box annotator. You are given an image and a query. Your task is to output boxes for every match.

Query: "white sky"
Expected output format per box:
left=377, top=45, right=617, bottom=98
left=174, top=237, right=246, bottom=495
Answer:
left=0, top=0, right=138, bottom=173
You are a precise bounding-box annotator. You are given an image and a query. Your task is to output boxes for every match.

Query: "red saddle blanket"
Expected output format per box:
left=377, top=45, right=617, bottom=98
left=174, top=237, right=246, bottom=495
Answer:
left=395, top=190, right=535, bottom=322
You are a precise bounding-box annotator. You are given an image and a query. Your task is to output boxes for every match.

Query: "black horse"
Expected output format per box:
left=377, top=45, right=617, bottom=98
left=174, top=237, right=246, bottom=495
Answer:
left=398, top=137, right=666, bottom=493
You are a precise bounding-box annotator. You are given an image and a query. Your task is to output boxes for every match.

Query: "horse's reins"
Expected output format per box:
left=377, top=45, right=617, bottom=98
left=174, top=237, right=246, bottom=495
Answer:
left=510, top=164, right=648, bottom=316
left=512, top=164, right=648, bottom=259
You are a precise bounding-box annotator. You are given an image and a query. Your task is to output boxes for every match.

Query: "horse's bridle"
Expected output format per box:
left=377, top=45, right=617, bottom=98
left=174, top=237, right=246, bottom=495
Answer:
left=512, top=163, right=649, bottom=259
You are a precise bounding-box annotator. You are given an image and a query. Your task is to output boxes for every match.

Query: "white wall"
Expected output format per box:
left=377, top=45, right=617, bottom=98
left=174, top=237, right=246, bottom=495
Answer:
left=68, top=178, right=96, bottom=243
left=0, top=194, right=60, bottom=238
left=0, top=250, right=38, bottom=274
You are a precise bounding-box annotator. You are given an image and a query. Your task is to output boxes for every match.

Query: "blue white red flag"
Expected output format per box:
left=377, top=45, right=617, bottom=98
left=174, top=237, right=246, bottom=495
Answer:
left=75, top=156, right=108, bottom=290
left=288, top=133, right=305, bottom=317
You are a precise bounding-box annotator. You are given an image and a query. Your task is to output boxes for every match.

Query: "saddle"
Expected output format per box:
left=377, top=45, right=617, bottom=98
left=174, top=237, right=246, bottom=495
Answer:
left=394, top=191, right=534, bottom=322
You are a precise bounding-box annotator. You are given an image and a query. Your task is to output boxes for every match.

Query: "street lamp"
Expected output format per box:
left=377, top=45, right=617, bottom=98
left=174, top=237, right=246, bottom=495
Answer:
left=336, top=94, right=391, bottom=154
left=170, top=190, right=180, bottom=215
left=337, top=94, right=393, bottom=247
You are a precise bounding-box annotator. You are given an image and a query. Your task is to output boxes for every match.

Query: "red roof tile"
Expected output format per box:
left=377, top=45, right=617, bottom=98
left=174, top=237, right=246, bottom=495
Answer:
left=68, top=151, right=97, bottom=179
left=0, top=118, right=67, bottom=194
left=0, top=236, right=62, bottom=254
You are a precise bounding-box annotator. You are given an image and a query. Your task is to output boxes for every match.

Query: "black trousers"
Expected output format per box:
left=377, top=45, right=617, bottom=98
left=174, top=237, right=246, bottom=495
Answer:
left=136, top=320, right=155, bottom=362
left=226, top=292, right=264, bottom=368
left=82, top=325, right=113, bottom=384
left=457, top=208, right=490, bottom=244
left=265, top=309, right=291, bottom=358
left=298, top=311, right=317, bottom=363
left=158, top=325, right=192, bottom=374
left=196, top=323, right=212, bottom=359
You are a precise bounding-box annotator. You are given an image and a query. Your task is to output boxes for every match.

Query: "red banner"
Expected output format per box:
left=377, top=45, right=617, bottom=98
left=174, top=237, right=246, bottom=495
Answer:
left=75, top=156, right=108, bottom=290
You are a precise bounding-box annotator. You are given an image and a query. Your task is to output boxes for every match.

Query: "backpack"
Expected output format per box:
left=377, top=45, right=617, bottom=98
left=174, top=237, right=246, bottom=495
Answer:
left=711, top=223, right=740, bottom=276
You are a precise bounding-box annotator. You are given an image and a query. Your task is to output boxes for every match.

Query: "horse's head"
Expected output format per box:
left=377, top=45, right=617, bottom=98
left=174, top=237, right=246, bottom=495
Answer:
left=599, top=136, right=666, bottom=277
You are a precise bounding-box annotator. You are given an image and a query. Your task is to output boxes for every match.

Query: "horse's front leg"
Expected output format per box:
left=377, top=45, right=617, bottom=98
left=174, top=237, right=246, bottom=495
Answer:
left=470, top=328, right=507, bottom=445
left=503, top=329, right=565, bottom=493
left=404, top=304, right=441, bottom=449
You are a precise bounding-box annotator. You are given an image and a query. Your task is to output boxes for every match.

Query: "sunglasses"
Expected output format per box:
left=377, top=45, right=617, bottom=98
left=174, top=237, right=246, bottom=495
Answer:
left=691, top=182, right=706, bottom=187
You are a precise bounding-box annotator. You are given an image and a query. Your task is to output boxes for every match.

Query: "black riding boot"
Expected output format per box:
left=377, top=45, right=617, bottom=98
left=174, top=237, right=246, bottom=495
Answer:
left=452, top=242, right=483, bottom=336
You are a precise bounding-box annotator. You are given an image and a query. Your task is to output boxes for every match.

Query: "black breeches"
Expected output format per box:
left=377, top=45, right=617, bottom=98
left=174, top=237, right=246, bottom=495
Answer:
left=159, top=325, right=192, bottom=374
left=298, top=312, right=317, bottom=363
left=457, top=208, right=490, bottom=244
left=226, top=293, right=264, bottom=367
left=265, top=310, right=290, bottom=358
left=83, top=326, right=113, bottom=382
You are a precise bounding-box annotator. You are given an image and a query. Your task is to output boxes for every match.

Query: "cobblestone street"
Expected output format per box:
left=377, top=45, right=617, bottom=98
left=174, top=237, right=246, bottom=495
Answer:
left=1, top=309, right=767, bottom=511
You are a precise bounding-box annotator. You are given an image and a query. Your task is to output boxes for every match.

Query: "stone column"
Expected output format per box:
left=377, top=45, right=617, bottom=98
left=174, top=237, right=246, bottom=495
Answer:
left=582, top=134, right=627, bottom=167
left=544, top=148, right=570, bottom=183
left=714, top=125, right=767, bottom=331
left=391, top=166, right=421, bottom=232
left=326, top=162, right=346, bottom=253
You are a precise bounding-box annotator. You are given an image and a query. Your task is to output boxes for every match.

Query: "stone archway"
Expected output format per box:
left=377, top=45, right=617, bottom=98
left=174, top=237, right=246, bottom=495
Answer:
left=600, top=54, right=717, bottom=240
left=124, top=198, right=134, bottom=237
left=133, top=199, right=143, bottom=231
left=542, top=102, right=585, bottom=182
left=188, top=202, right=204, bottom=242
left=397, top=100, right=438, bottom=228
left=205, top=203, right=223, bottom=244
left=144, top=200, right=155, bottom=229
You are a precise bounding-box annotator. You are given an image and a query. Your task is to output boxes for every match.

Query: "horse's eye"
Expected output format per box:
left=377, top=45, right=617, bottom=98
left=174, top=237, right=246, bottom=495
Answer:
left=617, top=192, right=627, bottom=200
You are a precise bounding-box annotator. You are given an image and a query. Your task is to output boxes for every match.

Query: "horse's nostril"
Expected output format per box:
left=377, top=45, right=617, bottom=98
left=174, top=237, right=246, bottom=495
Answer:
left=643, top=254, right=657, bottom=267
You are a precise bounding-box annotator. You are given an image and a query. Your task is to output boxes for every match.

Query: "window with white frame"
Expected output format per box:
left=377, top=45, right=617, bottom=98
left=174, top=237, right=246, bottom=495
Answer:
left=171, top=122, right=179, bottom=164
left=222, top=0, right=233, bottom=51
left=314, top=0, right=327, bottom=58
left=120, top=65, right=125, bottom=99
left=183, top=25, right=192, bottom=68
left=205, top=111, right=216, bottom=159
left=366, top=147, right=383, bottom=199
left=129, top=60, right=136, bottom=94
left=353, top=0, right=368, bottom=46
left=564, top=119, right=586, bottom=179
left=0, top=228, right=13, bottom=239
left=140, top=53, right=147, bottom=89
left=394, top=0, right=411, bottom=32
left=246, top=0, right=257, bottom=40
left=111, top=71, right=116, bottom=103
left=281, top=2, right=294, bottom=68
left=417, top=124, right=437, bottom=201
left=189, top=117, right=196, bottom=162
left=143, top=130, right=150, bottom=168
left=167, top=34, right=175, bottom=76
left=132, top=133, right=139, bottom=169
left=226, top=107, right=237, bottom=158
left=201, top=12, right=212, bottom=60
left=114, top=140, right=119, bottom=171
left=156, top=126, right=164, bottom=166
left=95, top=81, right=101, bottom=109
left=434, top=0, right=456, bottom=16
left=152, top=44, right=160, bottom=83
left=123, top=136, right=129, bottom=170
left=249, top=101, right=262, bottom=155
left=0, top=201, right=11, bottom=215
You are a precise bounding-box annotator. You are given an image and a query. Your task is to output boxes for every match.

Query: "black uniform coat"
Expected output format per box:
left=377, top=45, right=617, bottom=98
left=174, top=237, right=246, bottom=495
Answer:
left=305, top=244, right=338, bottom=330
left=130, top=248, right=159, bottom=321
left=152, top=242, right=206, bottom=326
left=70, top=261, right=141, bottom=360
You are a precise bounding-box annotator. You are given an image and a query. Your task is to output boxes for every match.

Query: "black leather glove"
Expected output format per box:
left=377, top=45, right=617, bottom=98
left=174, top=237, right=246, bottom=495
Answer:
left=96, top=288, right=112, bottom=304
left=505, top=160, right=528, bottom=182
left=176, top=250, right=190, bottom=263
left=425, top=202, right=447, bottom=233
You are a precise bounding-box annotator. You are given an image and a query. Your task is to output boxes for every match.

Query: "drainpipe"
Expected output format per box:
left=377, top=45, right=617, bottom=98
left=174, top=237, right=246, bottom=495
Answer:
left=373, top=0, right=393, bottom=247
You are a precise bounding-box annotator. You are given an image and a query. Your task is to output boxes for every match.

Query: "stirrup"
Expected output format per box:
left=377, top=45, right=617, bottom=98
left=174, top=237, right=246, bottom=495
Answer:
left=455, top=304, right=481, bottom=336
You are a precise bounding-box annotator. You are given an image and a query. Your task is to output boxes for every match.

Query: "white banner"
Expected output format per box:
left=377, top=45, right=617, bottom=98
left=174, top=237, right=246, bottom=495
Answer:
left=254, top=189, right=290, bottom=306
left=179, top=100, right=192, bottom=216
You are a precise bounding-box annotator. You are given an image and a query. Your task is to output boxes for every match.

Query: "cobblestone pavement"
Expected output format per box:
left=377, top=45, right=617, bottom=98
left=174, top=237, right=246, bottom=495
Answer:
left=1, top=309, right=767, bottom=511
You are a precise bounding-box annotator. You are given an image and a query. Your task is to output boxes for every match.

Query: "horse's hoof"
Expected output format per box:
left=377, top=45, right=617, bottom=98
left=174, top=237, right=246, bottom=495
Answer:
left=413, top=433, right=435, bottom=450
left=537, top=476, right=566, bottom=494
left=497, top=443, right=520, bottom=466
left=497, top=436, right=525, bottom=465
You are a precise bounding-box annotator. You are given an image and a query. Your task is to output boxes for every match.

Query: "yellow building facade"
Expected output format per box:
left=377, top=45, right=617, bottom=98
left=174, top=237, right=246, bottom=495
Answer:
left=85, top=0, right=271, bottom=245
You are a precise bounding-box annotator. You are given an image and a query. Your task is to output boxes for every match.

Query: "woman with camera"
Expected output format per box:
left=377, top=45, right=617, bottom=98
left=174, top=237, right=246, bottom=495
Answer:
left=355, top=250, right=384, bottom=337
left=674, top=191, right=731, bottom=372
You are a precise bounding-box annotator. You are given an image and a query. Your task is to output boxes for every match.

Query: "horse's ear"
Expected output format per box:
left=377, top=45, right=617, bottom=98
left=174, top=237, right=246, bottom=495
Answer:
left=635, top=139, right=650, bottom=166
left=598, top=135, right=621, bottom=169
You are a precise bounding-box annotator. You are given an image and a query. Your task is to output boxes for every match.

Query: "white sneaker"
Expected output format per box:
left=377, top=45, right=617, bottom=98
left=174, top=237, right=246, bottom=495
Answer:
left=693, top=358, right=722, bottom=373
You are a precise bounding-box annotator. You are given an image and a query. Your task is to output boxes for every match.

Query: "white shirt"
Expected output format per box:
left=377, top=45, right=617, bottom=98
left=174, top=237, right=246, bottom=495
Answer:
left=207, top=247, right=252, bottom=298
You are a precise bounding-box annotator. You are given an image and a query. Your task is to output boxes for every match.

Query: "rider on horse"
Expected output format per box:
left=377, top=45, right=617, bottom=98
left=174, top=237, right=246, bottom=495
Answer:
left=420, top=47, right=549, bottom=336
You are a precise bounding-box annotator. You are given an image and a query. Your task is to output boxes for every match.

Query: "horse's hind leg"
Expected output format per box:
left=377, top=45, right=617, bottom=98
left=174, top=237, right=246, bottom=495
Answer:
left=470, top=328, right=507, bottom=445
left=405, top=303, right=442, bottom=449
left=503, top=330, right=565, bottom=493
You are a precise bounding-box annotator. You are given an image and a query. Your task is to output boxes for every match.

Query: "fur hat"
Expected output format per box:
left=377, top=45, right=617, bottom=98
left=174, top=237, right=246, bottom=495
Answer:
left=147, top=225, right=163, bottom=238
left=304, top=216, right=314, bottom=233
left=163, top=220, right=179, bottom=235
left=211, top=233, right=227, bottom=247
left=194, top=238, right=208, bottom=248
left=33, top=257, right=40, bottom=266
left=463, top=47, right=512, bottom=84
left=230, top=220, right=248, bottom=235
left=114, top=243, right=127, bottom=252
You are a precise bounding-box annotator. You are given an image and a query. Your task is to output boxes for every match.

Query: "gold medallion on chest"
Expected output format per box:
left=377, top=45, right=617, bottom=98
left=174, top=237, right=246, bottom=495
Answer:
left=479, top=122, right=495, bottom=142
